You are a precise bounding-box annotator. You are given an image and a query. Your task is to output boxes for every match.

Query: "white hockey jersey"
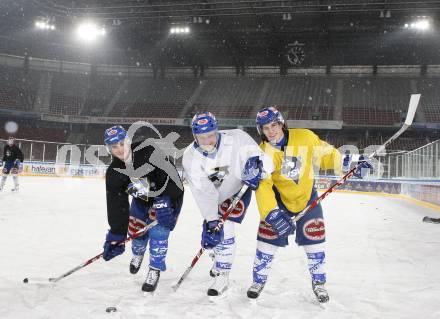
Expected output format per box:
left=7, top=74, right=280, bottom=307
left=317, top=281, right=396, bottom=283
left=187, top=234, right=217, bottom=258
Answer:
left=182, top=129, right=272, bottom=222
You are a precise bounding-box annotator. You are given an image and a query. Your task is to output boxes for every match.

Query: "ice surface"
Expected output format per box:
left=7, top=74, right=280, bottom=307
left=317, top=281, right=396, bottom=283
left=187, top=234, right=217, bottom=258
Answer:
left=1, top=177, right=440, bottom=319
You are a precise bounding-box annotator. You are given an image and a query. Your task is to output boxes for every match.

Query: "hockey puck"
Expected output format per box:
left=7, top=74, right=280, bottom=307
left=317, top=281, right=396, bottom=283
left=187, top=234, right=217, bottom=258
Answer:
left=106, top=307, right=117, bottom=313
left=23, top=278, right=29, bottom=283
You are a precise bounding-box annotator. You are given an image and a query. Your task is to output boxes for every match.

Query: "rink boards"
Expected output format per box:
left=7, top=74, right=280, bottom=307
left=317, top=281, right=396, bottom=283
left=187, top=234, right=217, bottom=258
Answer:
left=14, top=161, right=440, bottom=212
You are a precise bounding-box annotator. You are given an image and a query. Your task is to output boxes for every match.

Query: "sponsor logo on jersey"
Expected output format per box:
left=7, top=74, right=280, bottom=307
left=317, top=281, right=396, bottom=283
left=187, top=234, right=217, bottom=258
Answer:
left=219, top=198, right=245, bottom=219
left=128, top=216, right=147, bottom=237
left=154, top=202, right=168, bottom=209
left=258, top=221, right=278, bottom=240
left=303, top=218, right=325, bottom=241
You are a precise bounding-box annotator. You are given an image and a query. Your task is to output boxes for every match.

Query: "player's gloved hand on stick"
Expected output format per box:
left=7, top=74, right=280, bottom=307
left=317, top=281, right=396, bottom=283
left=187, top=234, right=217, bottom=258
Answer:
left=241, top=156, right=263, bottom=190
left=103, top=231, right=126, bottom=261
left=265, top=208, right=295, bottom=237
left=354, top=155, right=373, bottom=178
left=153, top=196, right=176, bottom=230
left=342, top=154, right=373, bottom=179
left=201, top=220, right=224, bottom=249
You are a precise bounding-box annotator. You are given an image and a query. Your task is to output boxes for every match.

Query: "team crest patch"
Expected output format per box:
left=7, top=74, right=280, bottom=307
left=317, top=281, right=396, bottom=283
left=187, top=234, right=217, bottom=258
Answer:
left=281, top=156, right=302, bottom=183
left=258, top=221, right=278, bottom=240
left=219, top=198, right=245, bottom=219
left=303, top=218, right=325, bottom=241
left=208, top=166, right=229, bottom=188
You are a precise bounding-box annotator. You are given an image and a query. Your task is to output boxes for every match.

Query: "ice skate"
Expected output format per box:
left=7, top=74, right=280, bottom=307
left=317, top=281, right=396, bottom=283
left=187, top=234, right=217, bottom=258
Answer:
left=142, top=267, right=160, bottom=292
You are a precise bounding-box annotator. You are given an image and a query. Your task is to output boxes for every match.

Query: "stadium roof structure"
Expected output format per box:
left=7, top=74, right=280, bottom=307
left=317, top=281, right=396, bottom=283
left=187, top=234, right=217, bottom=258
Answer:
left=0, top=1, right=440, bottom=66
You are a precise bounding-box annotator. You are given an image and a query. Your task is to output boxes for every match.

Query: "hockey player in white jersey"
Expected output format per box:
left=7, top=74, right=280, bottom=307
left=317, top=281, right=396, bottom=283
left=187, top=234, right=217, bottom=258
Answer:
left=182, top=112, right=268, bottom=297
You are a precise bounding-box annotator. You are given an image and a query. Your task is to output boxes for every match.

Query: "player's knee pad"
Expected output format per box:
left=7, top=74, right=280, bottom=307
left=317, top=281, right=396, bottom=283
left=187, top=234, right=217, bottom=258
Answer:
left=304, top=243, right=326, bottom=282
left=252, top=241, right=278, bottom=284
left=218, top=188, right=252, bottom=223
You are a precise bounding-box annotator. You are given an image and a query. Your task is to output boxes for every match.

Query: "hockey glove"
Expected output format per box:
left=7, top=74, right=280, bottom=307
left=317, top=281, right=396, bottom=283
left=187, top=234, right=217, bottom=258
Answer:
left=13, top=159, right=23, bottom=173
left=103, top=231, right=126, bottom=261
left=241, top=156, right=263, bottom=190
left=153, top=196, right=177, bottom=230
left=342, top=154, right=373, bottom=179
left=265, top=208, right=295, bottom=238
left=201, top=220, right=224, bottom=249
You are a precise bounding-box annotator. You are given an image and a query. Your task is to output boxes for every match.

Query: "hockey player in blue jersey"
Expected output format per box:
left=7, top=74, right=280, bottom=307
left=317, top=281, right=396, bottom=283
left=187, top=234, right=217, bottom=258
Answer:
left=0, top=137, right=24, bottom=192
left=102, top=125, right=184, bottom=292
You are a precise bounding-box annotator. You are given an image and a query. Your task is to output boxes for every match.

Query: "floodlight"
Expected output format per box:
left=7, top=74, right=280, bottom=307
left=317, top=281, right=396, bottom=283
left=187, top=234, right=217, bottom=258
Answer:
left=170, top=26, right=190, bottom=35
left=76, top=22, right=106, bottom=42
left=405, top=18, right=431, bottom=31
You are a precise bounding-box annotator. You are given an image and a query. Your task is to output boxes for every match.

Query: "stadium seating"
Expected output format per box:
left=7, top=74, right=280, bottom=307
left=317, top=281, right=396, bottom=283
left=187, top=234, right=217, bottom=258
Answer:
left=109, top=78, right=198, bottom=117
left=0, top=66, right=39, bottom=111
left=342, top=78, right=412, bottom=126
left=416, top=79, right=440, bottom=123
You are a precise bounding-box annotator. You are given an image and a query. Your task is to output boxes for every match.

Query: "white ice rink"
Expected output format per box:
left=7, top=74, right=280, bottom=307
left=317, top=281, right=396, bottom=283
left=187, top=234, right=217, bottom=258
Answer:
left=1, top=176, right=440, bottom=319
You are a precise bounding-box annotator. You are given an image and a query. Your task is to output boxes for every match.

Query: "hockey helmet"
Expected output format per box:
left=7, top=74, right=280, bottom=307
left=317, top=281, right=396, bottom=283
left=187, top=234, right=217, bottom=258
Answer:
left=256, top=106, right=287, bottom=140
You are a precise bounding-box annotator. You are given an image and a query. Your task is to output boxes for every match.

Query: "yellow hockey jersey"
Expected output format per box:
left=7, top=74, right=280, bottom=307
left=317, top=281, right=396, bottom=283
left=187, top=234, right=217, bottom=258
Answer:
left=256, top=128, right=342, bottom=219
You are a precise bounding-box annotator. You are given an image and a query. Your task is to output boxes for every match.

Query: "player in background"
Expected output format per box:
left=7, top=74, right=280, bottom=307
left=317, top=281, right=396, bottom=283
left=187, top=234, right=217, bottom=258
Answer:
left=182, top=112, right=268, bottom=297
left=102, top=125, right=184, bottom=292
left=248, top=106, right=371, bottom=302
left=0, top=137, right=24, bottom=192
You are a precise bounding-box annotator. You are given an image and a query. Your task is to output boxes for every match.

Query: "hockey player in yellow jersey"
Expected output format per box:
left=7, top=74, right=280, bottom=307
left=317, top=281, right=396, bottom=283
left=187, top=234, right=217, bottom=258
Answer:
left=247, top=106, right=344, bottom=302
